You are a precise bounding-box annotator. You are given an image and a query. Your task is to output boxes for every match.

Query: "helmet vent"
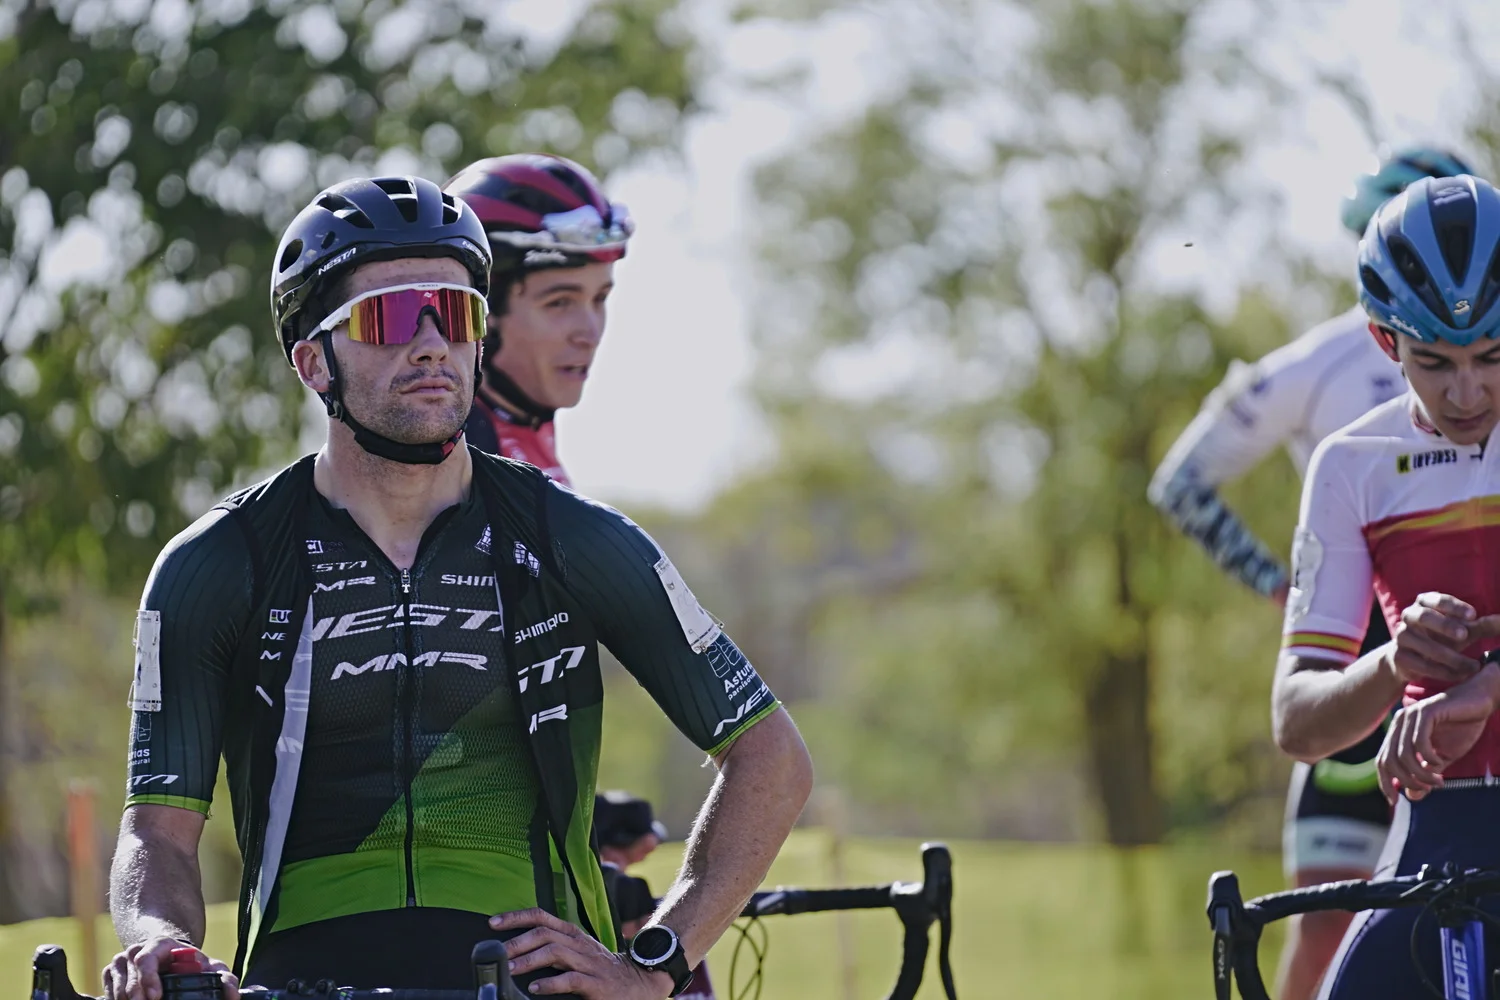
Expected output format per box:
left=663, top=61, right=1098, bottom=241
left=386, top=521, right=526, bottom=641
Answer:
left=317, top=192, right=373, bottom=229
left=549, top=165, right=599, bottom=209
left=440, top=191, right=461, bottom=225
left=278, top=239, right=303, bottom=274
left=1390, top=240, right=1429, bottom=288
left=374, top=177, right=420, bottom=223
left=320, top=230, right=338, bottom=249
left=1360, top=265, right=1393, bottom=305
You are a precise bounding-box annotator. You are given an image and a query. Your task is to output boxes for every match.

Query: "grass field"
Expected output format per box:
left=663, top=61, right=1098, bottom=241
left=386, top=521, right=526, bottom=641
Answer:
left=1, top=832, right=1287, bottom=998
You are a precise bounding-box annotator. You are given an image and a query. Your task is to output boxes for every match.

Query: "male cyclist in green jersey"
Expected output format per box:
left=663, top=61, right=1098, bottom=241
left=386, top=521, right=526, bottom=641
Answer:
left=103, top=176, right=813, bottom=1000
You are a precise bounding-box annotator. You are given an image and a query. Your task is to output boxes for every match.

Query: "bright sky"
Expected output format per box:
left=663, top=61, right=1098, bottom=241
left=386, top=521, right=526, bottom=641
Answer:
left=563, top=0, right=1500, bottom=509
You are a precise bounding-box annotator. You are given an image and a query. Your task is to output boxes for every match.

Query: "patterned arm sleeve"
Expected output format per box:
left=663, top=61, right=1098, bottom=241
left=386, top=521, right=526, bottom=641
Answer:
left=546, top=484, right=779, bottom=756
left=125, top=509, right=253, bottom=813
left=1149, top=355, right=1309, bottom=597
left=1280, top=440, right=1374, bottom=665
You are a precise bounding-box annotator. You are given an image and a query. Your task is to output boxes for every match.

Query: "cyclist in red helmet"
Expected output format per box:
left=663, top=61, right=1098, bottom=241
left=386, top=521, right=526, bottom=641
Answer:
left=444, top=154, right=633, bottom=485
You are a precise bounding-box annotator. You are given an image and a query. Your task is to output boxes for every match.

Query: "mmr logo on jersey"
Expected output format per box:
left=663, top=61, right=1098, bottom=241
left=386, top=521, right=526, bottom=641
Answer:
left=315, top=575, right=376, bottom=592
left=331, top=650, right=488, bottom=680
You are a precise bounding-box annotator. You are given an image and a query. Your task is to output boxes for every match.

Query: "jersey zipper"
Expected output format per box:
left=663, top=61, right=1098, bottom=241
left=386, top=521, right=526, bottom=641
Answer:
left=400, top=566, right=418, bottom=907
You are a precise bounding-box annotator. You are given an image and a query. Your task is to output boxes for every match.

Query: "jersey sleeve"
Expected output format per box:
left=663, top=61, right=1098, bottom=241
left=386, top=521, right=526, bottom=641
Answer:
left=125, top=508, right=253, bottom=813
left=1148, top=345, right=1322, bottom=596
left=545, top=484, right=779, bottom=756
left=1280, top=438, right=1374, bottom=665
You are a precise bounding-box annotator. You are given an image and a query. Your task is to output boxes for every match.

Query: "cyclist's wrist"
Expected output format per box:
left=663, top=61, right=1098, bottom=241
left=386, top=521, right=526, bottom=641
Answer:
left=1471, top=660, right=1500, bottom=710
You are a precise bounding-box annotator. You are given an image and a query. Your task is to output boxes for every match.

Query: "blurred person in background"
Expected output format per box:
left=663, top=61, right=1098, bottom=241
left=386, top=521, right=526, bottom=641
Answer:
left=595, top=792, right=716, bottom=1000
left=104, top=174, right=811, bottom=1000
left=1273, top=173, right=1500, bottom=999
left=443, top=154, right=632, bottom=484
left=1149, top=146, right=1473, bottom=1000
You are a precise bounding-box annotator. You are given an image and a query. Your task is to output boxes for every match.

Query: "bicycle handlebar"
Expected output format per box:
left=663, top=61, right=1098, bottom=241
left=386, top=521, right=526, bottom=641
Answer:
left=1206, top=865, right=1500, bottom=1000
left=738, top=841, right=956, bottom=1000
left=29, top=942, right=529, bottom=1000
left=31, top=843, right=956, bottom=1000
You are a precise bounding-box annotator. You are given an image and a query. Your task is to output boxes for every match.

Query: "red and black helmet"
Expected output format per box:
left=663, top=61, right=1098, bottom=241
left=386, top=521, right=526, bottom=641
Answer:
left=443, top=154, right=633, bottom=288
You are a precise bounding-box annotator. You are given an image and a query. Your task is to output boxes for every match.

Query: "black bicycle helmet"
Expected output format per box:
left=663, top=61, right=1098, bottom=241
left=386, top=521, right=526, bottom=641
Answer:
left=270, top=177, right=492, bottom=465
left=271, top=176, right=491, bottom=364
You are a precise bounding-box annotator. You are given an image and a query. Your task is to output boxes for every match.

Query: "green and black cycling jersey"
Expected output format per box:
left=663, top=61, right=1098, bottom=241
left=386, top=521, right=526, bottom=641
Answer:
left=125, top=452, right=777, bottom=984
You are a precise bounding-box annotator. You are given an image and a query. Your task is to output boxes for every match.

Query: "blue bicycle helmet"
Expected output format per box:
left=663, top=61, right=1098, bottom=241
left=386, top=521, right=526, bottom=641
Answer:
left=1358, top=174, right=1500, bottom=346
left=1340, top=146, right=1474, bottom=236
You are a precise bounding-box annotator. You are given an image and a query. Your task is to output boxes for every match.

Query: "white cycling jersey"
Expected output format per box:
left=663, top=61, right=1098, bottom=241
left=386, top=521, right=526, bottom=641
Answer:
left=1149, top=306, right=1405, bottom=595
left=1283, top=392, right=1500, bottom=780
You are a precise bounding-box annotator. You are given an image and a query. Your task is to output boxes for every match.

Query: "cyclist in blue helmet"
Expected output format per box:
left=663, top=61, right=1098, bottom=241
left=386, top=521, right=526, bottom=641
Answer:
left=1151, top=145, right=1472, bottom=1000
left=1272, top=174, right=1500, bottom=999
left=1340, top=146, right=1477, bottom=236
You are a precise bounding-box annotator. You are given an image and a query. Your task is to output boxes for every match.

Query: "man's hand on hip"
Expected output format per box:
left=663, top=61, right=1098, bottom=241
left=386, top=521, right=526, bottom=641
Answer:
left=490, top=909, right=673, bottom=999
left=103, top=938, right=238, bottom=1000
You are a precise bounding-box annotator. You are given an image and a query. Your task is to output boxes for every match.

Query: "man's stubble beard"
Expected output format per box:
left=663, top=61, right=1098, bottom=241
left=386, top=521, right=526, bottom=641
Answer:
left=341, top=360, right=473, bottom=445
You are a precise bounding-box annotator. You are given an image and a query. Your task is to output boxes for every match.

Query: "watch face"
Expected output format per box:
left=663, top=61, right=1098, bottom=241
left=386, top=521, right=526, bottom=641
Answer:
left=630, top=925, right=676, bottom=964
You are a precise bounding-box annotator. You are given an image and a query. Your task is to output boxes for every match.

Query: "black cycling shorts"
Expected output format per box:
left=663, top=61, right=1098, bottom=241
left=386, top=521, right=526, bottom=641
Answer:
left=245, top=907, right=581, bottom=998
left=1283, top=603, right=1393, bottom=876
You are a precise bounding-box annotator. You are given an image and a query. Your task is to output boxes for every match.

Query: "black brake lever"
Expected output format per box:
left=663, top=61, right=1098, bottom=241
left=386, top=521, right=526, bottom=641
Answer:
left=1206, top=871, right=1244, bottom=1000
left=919, top=843, right=958, bottom=1000
left=472, top=939, right=528, bottom=1000
left=33, top=945, right=89, bottom=1000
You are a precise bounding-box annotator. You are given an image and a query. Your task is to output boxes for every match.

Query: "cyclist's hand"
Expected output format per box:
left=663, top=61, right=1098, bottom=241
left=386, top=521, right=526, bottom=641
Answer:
left=490, top=908, right=674, bottom=999
left=1378, top=665, right=1500, bottom=803
left=1388, top=593, right=1500, bottom=685
left=103, top=939, right=239, bottom=1000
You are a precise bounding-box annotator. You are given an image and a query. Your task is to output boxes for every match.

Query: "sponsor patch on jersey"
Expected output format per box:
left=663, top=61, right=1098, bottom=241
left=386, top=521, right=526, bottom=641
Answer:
left=475, top=525, right=492, bottom=555
left=1286, top=527, right=1324, bottom=624
left=654, top=556, right=721, bottom=653
left=131, top=610, right=163, bottom=712
left=514, top=541, right=540, bottom=578
left=1396, top=449, right=1458, bottom=474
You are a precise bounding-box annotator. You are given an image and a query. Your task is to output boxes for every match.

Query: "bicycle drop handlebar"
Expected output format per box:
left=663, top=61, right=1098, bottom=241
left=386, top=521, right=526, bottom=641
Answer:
left=29, top=941, right=529, bottom=1000
left=30, top=843, right=956, bottom=1000
left=1206, top=865, right=1500, bottom=1000
left=738, top=841, right=956, bottom=1000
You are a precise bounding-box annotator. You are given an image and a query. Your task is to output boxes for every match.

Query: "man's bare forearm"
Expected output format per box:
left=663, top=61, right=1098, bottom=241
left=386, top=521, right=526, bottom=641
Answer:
left=110, top=807, right=208, bottom=948
left=1272, top=647, right=1404, bottom=762
left=651, top=709, right=813, bottom=965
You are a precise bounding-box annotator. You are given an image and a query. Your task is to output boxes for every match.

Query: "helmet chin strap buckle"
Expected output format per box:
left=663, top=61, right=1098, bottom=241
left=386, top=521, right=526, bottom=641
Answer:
left=318, top=330, right=465, bottom=467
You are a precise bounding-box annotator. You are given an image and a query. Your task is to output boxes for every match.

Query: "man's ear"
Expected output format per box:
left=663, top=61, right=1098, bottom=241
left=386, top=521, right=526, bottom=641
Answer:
left=1368, top=322, right=1401, bottom=363
left=291, top=337, right=331, bottom=393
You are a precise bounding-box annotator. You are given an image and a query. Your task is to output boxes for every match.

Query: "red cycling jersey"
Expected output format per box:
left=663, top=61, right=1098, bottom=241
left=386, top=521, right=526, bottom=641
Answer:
left=1284, top=392, right=1500, bottom=779
left=465, top=389, right=572, bottom=486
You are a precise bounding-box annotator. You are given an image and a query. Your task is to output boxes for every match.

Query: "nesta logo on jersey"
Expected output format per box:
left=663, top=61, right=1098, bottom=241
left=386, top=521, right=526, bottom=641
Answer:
left=1396, top=449, right=1459, bottom=474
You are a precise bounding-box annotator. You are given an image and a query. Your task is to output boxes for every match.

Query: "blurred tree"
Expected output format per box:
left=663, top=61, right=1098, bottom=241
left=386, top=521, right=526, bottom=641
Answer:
left=724, top=0, right=1344, bottom=844
left=0, top=0, right=698, bottom=920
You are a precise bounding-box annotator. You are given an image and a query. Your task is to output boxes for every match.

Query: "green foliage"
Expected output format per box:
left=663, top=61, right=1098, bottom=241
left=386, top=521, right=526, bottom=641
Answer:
left=709, top=0, right=1338, bottom=843
left=0, top=0, right=696, bottom=603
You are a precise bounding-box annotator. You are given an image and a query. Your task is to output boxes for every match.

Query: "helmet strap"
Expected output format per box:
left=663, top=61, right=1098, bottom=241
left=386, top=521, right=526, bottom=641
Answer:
left=317, top=330, right=464, bottom=466
left=482, top=364, right=556, bottom=428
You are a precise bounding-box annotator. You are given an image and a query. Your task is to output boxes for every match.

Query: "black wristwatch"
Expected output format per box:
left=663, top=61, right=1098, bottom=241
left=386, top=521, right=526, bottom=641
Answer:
left=627, top=924, right=694, bottom=997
